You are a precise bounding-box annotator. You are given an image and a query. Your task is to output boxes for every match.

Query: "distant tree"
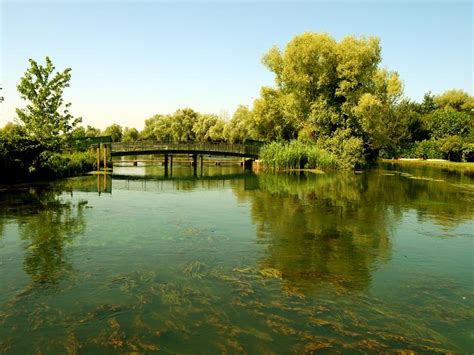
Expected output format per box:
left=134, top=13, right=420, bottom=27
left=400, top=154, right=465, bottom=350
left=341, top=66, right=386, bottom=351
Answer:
left=85, top=125, right=101, bottom=137
left=171, top=108, right=198, bottom=142
left=16, top=57, right=81, bottom=148
left=103, top=123, right=123, bottom=142
left=71, top=126, right=86, bottom=139
left=192, top=114, right=219, bottom=142
left=224, top=105, right=256, bottom=143
left=208, top=119, right=226, bottom=142
left=122, top=127, right=139, bottom=142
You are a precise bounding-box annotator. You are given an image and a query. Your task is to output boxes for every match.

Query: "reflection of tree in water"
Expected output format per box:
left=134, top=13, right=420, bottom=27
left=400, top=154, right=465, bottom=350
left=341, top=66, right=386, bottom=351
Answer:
left=0, top=185, right=86, bottom=286
left=233, top=173, right=392, bottom=293
left=232, top=170, right=474, bottom=294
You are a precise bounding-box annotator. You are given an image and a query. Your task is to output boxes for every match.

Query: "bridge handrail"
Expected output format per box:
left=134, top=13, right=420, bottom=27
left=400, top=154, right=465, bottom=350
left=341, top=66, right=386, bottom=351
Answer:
left=109, top=141, right=260, bottom=156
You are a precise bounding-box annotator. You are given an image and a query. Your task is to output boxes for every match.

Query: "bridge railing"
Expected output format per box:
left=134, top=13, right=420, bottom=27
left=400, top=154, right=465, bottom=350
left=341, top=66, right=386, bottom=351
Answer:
left=110, top=141, right=261, bottom=156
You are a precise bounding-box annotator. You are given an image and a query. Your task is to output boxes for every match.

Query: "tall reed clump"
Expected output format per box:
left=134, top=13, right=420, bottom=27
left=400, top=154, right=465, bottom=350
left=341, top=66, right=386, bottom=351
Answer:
left=259, top=141, right=339, bottom=170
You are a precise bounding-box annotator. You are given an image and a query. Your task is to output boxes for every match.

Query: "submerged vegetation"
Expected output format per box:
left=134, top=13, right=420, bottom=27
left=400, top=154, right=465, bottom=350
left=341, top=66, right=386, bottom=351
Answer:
left=1, top=168, right=472, bottom=353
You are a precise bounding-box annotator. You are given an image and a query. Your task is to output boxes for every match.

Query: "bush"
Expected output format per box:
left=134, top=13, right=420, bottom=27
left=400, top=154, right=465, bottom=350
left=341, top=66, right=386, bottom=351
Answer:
left=317, top=129, right=366, bottom=169
left=400, top=136, right=465, bottom=161
left=40, top=151, right=96, bottom=177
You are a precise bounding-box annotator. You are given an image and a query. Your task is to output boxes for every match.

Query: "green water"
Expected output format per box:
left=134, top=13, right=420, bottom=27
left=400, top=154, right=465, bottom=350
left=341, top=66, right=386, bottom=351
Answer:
left=1, top=164, right=473, bottom=353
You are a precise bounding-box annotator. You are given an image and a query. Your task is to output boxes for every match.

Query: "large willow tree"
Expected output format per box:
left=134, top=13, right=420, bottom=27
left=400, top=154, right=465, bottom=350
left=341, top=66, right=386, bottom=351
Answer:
left=253, top=32, right=403, bottom=156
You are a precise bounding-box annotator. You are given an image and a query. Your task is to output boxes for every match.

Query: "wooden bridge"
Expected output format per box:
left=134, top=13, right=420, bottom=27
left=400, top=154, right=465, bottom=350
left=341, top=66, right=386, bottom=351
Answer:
left=93, top=141, right=261, bottom=171
left=110, top=141, right=261, bottom=158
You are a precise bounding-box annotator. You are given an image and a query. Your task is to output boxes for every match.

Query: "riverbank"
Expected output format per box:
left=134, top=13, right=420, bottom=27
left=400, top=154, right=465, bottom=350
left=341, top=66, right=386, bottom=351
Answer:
left=380, top=158, right=474, bottom=173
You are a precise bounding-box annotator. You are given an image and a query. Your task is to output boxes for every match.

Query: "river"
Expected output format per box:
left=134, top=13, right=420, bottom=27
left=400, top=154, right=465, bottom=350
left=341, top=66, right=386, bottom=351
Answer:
left=0, top=163, right=473, bottom=353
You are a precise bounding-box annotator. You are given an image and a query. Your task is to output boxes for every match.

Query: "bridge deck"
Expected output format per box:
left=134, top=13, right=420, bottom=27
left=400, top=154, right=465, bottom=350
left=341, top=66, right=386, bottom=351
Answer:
left=110, top=142, right=260, bottom=158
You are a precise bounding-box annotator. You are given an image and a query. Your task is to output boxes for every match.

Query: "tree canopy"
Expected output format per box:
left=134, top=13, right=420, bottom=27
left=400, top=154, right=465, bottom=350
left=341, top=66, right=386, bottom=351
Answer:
left=253, top=32, right=403, bottom=157
left=16, top=57, right=81, bottom=147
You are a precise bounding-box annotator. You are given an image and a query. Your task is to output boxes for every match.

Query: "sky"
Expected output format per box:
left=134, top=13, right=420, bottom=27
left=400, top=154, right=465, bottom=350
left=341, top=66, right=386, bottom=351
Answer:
left=1, top=1, right=472, bottom=130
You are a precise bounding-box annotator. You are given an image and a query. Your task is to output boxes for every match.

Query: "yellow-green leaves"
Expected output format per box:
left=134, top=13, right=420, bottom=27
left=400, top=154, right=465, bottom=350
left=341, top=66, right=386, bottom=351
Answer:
left=255, top=32, right=404, bottom=154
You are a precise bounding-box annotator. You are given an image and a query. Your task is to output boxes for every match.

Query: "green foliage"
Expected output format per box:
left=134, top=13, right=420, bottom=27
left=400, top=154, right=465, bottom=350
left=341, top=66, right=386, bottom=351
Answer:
left=461, top=143, right=474, bottom=162
left=317, top=129, right=366, bottom=169
left=253, top=87, right=297, bottom=141
left=192, top=114, right=220, bottom=142
left=426, top=109, right=472, bottom=139
left=16, top=57, right=81, bottom=148
left=103, top=123, right=123, bottom=142
left=434, top=89, right=474, bottom=112
left=0, top=122, right=95, bottom=182
left=171, top=108, right=198, bottom=142
left=224, top=105, right=256, bottom=143
left=400, top=137, right=468, bottom=162
left=254, top=32, right=403, bottom=157
left=259, top=140, right=339, bottom=170
left=122, top=127, right=139, bottom=142
left=38, top=151, right=96, bottom=178
left=85, top=125, right=102, bottom=137
left=0, top=125, right=45, bottom=180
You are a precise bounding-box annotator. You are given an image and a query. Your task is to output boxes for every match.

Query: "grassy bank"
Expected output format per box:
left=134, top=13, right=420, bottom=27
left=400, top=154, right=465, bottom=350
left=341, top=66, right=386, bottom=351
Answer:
left=380, top=159, right=474, bottom=173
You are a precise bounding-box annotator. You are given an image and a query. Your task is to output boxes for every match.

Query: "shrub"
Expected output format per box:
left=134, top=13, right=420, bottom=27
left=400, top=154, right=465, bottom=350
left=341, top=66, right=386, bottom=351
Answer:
left=39, top=151, right=96, bottom=178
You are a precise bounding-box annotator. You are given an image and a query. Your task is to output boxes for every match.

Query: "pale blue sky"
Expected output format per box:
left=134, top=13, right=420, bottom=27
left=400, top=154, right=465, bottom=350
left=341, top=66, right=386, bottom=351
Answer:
left=1, top=1, right=472, bottom=129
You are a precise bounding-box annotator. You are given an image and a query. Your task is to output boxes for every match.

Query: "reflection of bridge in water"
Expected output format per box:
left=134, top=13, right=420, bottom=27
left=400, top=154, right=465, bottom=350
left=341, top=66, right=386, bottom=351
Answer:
left=75, top=169, right=257, bottom=194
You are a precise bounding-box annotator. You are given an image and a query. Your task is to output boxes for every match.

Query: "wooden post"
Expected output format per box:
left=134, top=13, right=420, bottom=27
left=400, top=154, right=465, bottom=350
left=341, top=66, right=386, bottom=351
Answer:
left=200, top=155, right=203, bottom=176
left=103, top=144, right=107, bottom=170
left=96, top=147, right=100, bottom=171
left=193, top=154, right=197, bottom=177
left=170, top=155, right=173, bottom=177
left=164, top=154, right=169, bottom=177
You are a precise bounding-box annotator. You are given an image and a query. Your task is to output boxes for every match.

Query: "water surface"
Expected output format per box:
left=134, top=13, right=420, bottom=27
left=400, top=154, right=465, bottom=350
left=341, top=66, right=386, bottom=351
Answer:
left=1, top=164, right=473, bottom=353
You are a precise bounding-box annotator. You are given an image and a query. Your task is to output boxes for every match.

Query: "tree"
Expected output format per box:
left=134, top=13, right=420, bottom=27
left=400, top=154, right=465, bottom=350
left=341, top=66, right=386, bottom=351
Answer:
left=208, top=119, right=226, bottom=142
left=170, top=108, right=198, bottom=142
left=122, top=127, right=139, bottom=142
left=103, top=123, right=123, bottom=142
left=16, top=57, right=81, bottom=147
left=224, top=105, right=257, bottom=143
left=254, top=32, right=403, bottom=158
left=192, top=114, right=219, bottom=142
left=426, top=109, right=472, bottom=139
left=434, top=89, right=474, bottom=112
left=85, top=125, right=101, bottom=137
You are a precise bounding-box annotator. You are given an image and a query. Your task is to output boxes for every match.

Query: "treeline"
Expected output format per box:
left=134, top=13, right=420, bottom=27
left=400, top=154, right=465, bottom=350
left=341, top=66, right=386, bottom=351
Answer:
left=69, top=105, right=254, bottom=144
left=1, top=32, right=473, bottom=181
left=69, top=33, right=474, bottom=170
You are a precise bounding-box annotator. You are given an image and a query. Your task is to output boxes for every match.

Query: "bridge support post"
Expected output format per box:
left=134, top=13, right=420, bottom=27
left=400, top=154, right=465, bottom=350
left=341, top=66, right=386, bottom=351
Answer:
left=193, top=154, right=198, bottom=177
left=200, top=155, right=204, bottom=176
left=170, top=155, right=173, bottom=176
left=164, top=154, right=169, bottom=176
left=244, top=159, right=254, bottom=170
left=103, top=144, right=107, bottom=171
left=96, top=146, right=100, bottom=171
